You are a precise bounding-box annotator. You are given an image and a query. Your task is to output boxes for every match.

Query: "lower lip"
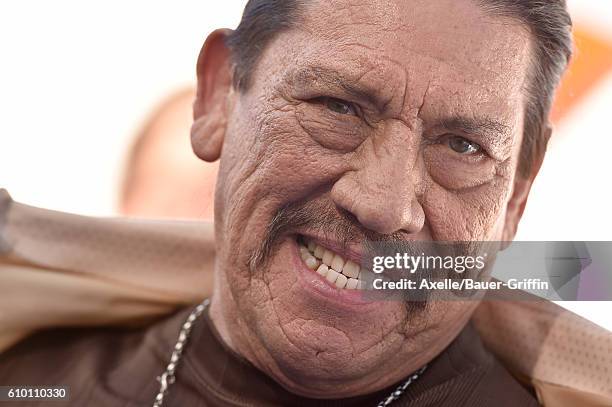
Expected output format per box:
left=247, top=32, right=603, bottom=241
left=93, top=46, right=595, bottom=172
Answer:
left=291, top=237, right=382, bottom=309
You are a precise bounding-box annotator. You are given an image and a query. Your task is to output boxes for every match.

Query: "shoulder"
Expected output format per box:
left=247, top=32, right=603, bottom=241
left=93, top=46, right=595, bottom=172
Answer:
left=0, top=307, right=191, bottom=404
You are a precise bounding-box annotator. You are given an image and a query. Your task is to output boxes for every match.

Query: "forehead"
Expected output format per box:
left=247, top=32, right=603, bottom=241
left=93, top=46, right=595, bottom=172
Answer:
left=263, top=0, right=532, bottom=126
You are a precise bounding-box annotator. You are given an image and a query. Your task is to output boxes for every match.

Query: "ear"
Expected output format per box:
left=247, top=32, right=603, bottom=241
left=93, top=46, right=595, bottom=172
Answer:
left=501, top=126, right=552, bottom=242
left=191, top=29, right=234, bottom=162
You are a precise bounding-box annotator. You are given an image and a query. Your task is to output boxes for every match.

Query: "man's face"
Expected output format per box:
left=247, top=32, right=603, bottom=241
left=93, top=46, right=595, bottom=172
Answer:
left=202, top=0, right=532, bottom=398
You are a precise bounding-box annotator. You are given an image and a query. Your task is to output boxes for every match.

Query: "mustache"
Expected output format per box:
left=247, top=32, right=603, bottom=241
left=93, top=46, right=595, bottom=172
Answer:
left=249, top=199, right=409, bottom=271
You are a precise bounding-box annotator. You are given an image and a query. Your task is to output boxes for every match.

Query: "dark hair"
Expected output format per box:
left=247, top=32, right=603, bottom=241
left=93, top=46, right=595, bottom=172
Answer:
left=226, top=0, right=573, bottom=177
left=226, top=0, right=304, bottom=91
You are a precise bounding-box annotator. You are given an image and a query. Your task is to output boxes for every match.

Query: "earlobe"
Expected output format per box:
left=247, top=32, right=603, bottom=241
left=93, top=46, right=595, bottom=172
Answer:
left=191, top=28, right=234, bottom=162
left=191, top=114, right=226, bottom=162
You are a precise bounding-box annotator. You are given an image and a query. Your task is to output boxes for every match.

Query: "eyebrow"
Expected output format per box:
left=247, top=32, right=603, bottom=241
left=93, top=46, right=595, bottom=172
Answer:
left=291, top=66, right=389, bottom=110
left=439, top=116, right=512, bottom=142
left=290, top=67, right=514, bottom=142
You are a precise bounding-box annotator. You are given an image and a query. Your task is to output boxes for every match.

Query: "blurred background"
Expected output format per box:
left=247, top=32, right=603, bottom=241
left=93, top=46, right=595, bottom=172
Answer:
left=1, top=1, right=611, bottom=327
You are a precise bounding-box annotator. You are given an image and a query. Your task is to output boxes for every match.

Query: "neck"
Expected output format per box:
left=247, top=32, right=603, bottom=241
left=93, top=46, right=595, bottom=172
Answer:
left=207, top=261, right=273, bottom=370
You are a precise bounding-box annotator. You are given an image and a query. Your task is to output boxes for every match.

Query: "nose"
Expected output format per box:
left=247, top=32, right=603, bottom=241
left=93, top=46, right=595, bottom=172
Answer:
left=330, top=124, right=425, bottom=235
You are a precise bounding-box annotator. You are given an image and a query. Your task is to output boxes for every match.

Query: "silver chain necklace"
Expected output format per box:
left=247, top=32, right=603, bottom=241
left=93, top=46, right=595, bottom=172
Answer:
left=153, top=299, right=427, bottom=407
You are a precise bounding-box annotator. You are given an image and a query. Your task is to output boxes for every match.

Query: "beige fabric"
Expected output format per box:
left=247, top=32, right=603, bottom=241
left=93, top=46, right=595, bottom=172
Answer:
left=0, top=189, right=213, bottom=351
left=534, top=380, right=612, bottom=407
left=1, top=189, right=611, bottom=406
left=473, top=300, right=612, bottom=406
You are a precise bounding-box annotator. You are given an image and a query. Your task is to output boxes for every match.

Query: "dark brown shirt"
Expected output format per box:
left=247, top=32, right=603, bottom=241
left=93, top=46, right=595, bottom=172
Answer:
left=0, top=307, right=539, bottom=406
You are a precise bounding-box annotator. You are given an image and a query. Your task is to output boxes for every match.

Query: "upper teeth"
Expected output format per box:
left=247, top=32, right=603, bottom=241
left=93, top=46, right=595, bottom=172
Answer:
left=299, top=238, right=367, bottom=290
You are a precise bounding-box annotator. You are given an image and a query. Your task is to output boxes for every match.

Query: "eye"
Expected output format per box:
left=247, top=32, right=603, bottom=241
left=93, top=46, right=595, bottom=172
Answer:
left=446, top=136, right=482, bottom=155
left=321, top=97, right=358, bottom=116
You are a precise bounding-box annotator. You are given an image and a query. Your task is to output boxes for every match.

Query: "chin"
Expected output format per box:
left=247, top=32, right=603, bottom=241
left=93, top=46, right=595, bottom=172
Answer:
left=226, top=236, right=429, bottom=398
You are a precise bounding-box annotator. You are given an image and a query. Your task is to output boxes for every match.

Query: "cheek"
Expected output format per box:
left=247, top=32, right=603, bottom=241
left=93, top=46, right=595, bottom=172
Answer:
left=217, top=98, right=310, bottom=214
left=216, top=101, right=351, bottom=267
left=422, top=174, right=512, bottom=241
left=421, top=142, right=515, bottom=241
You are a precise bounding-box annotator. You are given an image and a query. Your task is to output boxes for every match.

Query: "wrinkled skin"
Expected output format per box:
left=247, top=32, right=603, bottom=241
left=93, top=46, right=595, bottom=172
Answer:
left=191, top=0, right=540, bottom=399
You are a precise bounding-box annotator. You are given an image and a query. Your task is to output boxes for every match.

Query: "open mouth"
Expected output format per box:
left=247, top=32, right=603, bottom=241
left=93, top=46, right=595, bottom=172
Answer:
left=297, top=235, right=370, bottom=290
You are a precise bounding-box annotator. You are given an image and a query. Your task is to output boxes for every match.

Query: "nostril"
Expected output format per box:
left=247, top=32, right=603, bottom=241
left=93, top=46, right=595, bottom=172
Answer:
left=333, top=194, right=415, bottom=236
left=357, top=210, right=402, bottom=236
